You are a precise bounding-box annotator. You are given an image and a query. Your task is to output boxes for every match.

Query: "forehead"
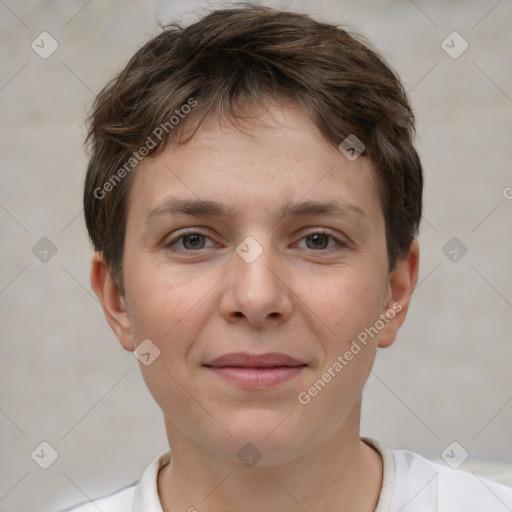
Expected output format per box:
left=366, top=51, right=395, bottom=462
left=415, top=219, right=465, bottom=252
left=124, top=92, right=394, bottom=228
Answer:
left=125, top=100, right=383, bottom=229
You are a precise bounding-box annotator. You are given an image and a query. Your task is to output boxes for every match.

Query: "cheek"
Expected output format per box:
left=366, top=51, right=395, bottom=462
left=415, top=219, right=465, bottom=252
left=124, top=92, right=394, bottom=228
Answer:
left=296, top=268, right=386, bottom=405
left=123, top=259, right=222, bottom=379
left=124, top=252, right=199, bottom=339
left=124, top=263, right=213, bottom=425
left=294, top=275, right=382, bottom=426
left=307, top=268, right=386, bottom=341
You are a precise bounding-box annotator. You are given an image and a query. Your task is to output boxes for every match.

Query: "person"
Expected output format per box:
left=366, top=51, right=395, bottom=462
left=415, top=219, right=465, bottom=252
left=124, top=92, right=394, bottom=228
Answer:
left=66, top=4, right=512, bottom=511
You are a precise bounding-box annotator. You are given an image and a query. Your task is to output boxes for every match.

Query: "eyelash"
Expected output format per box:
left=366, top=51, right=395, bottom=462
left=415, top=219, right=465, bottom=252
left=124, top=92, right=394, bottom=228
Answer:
left=165, top=229, right=348, bottom=253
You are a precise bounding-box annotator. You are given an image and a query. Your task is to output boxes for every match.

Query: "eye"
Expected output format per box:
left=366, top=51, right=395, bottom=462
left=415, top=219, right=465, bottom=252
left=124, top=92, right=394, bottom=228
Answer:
left=296, top=230, right=347, bottom=251
left=165, top=231, right=215, bottom=251
left=165, top=229, right=348, bottom=253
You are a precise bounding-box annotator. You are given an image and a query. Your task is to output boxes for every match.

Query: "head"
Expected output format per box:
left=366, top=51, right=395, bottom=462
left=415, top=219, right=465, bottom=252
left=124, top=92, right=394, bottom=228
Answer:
left=86, top=4, right=421, bottom=464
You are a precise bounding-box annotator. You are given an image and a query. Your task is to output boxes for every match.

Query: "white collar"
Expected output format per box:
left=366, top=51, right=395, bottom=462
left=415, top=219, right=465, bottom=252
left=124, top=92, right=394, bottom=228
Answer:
left=133, top=438, right=395, bottom=512
left=133, top=450, right=170, bottom=512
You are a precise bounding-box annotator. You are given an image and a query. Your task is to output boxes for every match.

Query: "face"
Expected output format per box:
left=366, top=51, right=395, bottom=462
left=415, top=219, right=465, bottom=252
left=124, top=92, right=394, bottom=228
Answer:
left=95, top=99, right=416, bottom=466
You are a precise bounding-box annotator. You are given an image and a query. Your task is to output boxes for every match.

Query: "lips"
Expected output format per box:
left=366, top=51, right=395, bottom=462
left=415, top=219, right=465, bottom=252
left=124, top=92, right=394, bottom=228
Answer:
left=203, top=352, right=307, bottom=389
left=203, top=352, right=306, bottom=368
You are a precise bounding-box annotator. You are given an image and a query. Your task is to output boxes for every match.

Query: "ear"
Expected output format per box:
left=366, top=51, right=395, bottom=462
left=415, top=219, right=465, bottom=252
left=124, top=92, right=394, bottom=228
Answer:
left=378, top=240, right=420, bottom=348
left=90, top=252, right=135, bottom=352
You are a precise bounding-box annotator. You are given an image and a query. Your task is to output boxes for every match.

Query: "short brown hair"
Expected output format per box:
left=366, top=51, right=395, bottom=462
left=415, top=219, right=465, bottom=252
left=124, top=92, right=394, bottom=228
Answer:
left=83, top=3, right=423, bottom=293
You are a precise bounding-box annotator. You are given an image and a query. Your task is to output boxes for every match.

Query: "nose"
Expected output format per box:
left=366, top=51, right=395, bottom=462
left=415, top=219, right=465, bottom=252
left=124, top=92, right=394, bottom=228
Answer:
left=219, top=235, right=293, bottom=328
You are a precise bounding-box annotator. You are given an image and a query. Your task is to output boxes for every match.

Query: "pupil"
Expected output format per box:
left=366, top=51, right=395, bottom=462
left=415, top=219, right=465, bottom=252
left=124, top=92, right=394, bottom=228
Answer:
left=186, top=234, right=202, bottom=249
left=310, top=234, right=327, bottom=249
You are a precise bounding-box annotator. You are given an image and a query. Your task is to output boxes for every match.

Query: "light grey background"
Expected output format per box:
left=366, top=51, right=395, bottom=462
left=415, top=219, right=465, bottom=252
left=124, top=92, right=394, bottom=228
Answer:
left=1, top=1, right=511, bottom=511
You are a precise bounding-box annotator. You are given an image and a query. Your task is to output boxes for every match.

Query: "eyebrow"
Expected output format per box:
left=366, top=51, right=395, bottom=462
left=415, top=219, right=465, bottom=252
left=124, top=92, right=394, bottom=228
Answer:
left=145, top=197, right=368, bottom=224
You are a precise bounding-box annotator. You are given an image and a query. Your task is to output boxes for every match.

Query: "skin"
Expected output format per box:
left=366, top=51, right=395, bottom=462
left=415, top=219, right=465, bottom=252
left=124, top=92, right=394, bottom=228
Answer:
left=91, top=99, right=419, bottom=512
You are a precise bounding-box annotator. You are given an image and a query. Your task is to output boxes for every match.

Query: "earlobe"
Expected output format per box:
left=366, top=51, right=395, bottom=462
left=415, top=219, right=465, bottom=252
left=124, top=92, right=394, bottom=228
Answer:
left=378, top=241, right=420, bottom=349
left=90, top=252, right=135, bottom=352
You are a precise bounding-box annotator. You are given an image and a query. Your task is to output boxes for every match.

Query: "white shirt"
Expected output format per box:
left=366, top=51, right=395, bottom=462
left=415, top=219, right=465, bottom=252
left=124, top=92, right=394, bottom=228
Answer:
left=62, top=437, right=512, bottom=511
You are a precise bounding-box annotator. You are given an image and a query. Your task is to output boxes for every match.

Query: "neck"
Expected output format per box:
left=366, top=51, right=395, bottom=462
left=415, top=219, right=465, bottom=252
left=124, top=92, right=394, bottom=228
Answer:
left=157, top=402, right=383, bottom=512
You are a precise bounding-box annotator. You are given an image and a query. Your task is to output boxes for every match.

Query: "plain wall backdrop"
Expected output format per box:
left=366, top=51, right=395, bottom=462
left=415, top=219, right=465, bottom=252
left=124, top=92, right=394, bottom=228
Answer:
left=1, top=1, right=511, bottom=511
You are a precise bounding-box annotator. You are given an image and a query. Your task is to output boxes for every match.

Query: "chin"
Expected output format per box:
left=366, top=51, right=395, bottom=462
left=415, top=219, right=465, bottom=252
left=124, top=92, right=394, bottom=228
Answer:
left=215, top=410, right=309, bottom=464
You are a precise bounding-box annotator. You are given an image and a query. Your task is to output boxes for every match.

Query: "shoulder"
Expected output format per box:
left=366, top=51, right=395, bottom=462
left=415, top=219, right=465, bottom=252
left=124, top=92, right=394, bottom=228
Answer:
left=58, top=483, right=136, bottom=512
left=57, top=450, right=170, bottom=512
left=393, top=447, right=512, bottom=512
